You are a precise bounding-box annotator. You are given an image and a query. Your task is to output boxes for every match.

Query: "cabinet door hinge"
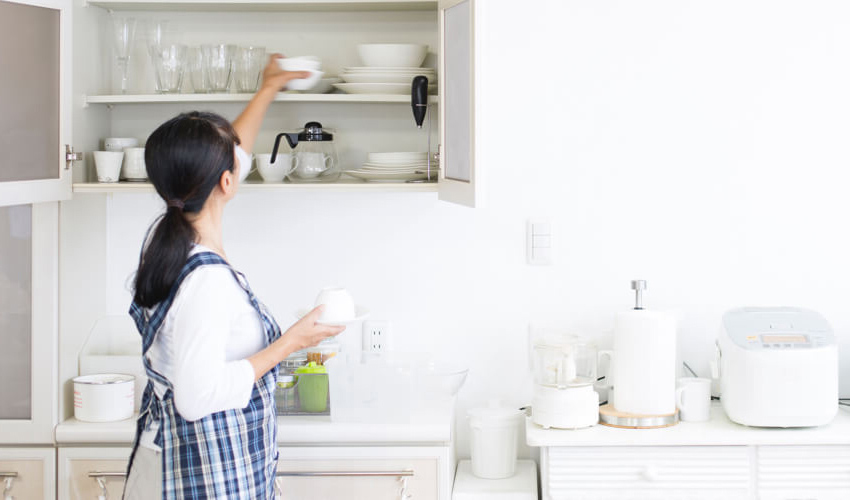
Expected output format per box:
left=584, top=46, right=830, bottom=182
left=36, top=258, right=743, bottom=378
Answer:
left=65, top=145, right=83, bottom=170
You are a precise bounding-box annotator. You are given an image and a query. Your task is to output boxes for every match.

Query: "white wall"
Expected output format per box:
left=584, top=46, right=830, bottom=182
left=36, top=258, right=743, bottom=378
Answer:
left=82, top=0, right=850, bottom=457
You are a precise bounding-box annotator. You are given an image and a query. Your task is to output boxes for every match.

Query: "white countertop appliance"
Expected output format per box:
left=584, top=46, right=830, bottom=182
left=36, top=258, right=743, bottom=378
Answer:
left=716, top=307, right=838, bottom=428
left=530, top=327, right=599, bottom=430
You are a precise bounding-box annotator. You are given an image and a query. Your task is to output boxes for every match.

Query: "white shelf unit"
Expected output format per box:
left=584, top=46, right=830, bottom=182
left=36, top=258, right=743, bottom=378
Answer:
left=72, top=180, right=438, bottom=193
left=86, top=93, right=439, bottom=104
left=87, top=0, right=437, bottom=12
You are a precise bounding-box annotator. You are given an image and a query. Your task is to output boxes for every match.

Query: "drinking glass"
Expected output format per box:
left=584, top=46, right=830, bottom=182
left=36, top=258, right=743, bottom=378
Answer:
left=203, top=44, right=236, bottom=93
left=233, top=46, right=266, bottom=93
left=188, top=47, right=208, bottom=93
left=151, top=44, right=187, bottom=94
left=111, top=16, right=137, bottom=94
left=146, top=20, right=171, bottom=92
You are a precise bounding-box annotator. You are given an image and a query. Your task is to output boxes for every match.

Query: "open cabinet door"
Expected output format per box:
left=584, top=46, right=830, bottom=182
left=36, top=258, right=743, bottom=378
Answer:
left=0, top=0, right=69, bottom=443
left=438, top=0, right=479, bottom=207
left=0, top=0, right=73, bottom=208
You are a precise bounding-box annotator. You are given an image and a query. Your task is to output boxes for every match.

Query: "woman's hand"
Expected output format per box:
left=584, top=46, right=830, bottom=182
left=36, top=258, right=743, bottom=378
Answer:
left=247, top=305, right=344, bottom=382
left=281, top=305, right=345, bottom=352
left=260, top=54, right=311, bottom=93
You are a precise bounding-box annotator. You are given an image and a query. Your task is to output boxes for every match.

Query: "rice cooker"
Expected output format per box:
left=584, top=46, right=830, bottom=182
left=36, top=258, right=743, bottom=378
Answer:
left=715, top=307, right=837, bottom=428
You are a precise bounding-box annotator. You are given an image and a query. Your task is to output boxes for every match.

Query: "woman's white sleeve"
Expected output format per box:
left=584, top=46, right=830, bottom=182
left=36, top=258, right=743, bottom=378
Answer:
left=170, top=268, right=257, bottom=421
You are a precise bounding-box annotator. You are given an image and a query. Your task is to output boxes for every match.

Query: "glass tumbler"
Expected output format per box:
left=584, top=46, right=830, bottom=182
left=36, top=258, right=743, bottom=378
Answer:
left=188, top=47, right=208, bottom=93
left=152, top=44, right=187, bottom=93
left=203, top=44, right=236, bottom=93
left=233, top=46, right=266, bottom=93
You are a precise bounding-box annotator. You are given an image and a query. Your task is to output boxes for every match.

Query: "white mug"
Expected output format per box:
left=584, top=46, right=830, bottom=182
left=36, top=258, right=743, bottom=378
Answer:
left=122, top=147, right=147, bottom=180
left=256, top=153, right=296, bottom=182
left=93, top=151, right=124, bottom=183
left=313, top=286, right=356, bottom=322
left=294, top=152, right=332, bottom=179
left=676, top=377, right=711, bottom=422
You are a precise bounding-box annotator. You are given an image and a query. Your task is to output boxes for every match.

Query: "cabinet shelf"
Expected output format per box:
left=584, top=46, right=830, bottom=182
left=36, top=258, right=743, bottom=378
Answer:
left=72, top=181, right=438, bottom=193
left=86, top=93, right=439, bottom=105
left=86, top=0, right=437, bottom=12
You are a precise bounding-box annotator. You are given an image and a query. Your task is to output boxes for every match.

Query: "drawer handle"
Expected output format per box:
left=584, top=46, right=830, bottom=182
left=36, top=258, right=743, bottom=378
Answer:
left=88, top=472, right=127, bottom=500
left=3, top=474, right=16, bottom=500
left=276, top=470, right=414, bottom=478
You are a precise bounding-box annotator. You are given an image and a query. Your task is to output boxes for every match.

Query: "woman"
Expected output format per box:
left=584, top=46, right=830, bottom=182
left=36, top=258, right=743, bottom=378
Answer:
left=123, top=55, right=344, bottom=500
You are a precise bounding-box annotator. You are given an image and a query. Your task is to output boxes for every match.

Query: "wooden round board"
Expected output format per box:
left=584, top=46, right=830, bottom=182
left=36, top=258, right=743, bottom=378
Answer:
left=598, top=404, right=679, bottom=429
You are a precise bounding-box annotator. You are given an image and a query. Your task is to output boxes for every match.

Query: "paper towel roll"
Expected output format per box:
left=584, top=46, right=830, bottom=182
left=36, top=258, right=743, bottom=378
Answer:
left=611, top=309, right=677, bottom=415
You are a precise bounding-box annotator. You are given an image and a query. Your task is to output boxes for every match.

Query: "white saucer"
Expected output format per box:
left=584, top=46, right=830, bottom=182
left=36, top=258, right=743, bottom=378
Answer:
left=295, top=306, right=370, bottom=326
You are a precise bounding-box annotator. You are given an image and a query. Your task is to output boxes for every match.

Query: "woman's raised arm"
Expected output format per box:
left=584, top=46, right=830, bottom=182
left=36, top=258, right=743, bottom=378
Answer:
left=231, top=54, right=309, bottom=153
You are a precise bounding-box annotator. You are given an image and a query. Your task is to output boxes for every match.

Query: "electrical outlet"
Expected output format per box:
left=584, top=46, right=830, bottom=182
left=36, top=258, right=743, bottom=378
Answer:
left=363, top=320, right=391, bottom=354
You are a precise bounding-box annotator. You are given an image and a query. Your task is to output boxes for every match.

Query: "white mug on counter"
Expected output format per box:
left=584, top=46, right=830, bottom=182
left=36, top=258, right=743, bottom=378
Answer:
left=122, top=147, right=147, bottom=181
left=676, top=377, right=711, bottom=422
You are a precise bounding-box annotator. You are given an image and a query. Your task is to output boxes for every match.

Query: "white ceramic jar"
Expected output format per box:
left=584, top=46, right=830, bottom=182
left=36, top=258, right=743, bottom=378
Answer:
left=73, top=373, right=135, bottom=422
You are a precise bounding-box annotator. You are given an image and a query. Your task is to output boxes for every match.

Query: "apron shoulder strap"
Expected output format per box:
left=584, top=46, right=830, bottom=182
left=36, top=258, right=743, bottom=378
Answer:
left=129, top=251, right=231, bottom=346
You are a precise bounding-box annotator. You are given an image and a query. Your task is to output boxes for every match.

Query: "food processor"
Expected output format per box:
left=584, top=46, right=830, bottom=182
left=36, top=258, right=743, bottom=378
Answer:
left=530, top=331, right=599, bottom=429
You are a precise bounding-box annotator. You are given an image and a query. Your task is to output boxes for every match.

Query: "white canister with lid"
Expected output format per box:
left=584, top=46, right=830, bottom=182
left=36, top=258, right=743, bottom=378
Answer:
left=73, top=373, right=135, bottom=422
left=467, top=402, right=523, bottom=479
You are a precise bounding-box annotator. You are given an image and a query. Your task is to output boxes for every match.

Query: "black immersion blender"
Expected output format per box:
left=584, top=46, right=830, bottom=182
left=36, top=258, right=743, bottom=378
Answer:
left=411, top=75, right=434, bottom=181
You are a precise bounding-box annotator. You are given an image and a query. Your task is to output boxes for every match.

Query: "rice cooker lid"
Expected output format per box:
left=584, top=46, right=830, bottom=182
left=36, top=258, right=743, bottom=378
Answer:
left=722, top=307, right=835, bottom=350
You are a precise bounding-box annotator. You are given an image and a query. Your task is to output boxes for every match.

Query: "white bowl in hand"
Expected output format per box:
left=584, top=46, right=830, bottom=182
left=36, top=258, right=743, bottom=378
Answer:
left=357, top=44, right=428, bottom=68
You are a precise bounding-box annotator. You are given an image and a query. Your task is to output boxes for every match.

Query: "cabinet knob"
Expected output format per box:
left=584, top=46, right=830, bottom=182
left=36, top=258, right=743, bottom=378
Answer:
left=642, top=465, right=659, bottom=482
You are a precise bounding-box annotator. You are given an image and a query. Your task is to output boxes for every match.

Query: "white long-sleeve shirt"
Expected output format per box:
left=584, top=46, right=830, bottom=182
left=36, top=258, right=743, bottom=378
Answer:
left=139, top=245, right=265, bottom=451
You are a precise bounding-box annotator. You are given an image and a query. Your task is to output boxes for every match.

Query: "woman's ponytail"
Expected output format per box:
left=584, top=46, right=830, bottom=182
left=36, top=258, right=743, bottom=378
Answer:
left=132, top=112, right=240, bottom=308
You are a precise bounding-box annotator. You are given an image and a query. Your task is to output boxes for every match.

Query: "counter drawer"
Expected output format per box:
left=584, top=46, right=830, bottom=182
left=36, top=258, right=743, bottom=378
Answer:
left=277, top=446, right=441, bottom=500
left=58, top=447, right=131, bottom=500
left=543, top=446, right=750, bottom=500
left=0, top=447, right=55, bottom=500
left=758, top=445, right=850, bottom=500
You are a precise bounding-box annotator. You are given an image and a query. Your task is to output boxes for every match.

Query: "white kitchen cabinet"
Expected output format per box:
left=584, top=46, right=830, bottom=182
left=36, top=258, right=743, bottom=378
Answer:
left=59, top=0, right=482, bottom=207
left=277, top=445, right=453, bottom=500
left=58, top=447, right=132, bottom=500
left=0, top=447, right=56, bottom=500
left=0, top=0, right=68, bottom=446
left=530, top=406, right=850, bottom=500
left=438, top=0, right=479, bottom=207
left=0, top=0, right=74, bottom=207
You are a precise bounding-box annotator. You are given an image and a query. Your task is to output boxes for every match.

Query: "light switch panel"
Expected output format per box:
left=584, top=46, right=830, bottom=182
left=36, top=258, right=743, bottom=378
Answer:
left=527, top=218, right=552, bottom=265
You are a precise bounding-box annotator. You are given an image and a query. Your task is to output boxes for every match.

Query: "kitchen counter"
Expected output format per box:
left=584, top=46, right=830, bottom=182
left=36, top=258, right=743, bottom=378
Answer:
left=526, top=403, right=850, bottom=447
left=56, top=413, right=453, bottom=446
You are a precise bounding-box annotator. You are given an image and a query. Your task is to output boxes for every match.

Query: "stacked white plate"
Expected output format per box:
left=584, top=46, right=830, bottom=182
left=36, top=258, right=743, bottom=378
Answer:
left=345, top=152, right=440, bottom=182
left=335, top=67, right=437, bottom=95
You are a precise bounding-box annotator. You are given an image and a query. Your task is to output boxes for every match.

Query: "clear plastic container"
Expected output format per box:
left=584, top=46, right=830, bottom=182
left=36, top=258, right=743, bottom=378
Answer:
left=275, top=374, right=298, bottom=413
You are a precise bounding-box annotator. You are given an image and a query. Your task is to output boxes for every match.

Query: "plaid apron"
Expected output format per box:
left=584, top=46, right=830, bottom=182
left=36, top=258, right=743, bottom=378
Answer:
left=125, top=251, right=280, bottom=499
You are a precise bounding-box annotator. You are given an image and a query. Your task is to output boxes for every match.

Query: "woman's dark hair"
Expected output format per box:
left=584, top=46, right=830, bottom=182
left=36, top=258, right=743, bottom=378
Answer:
left=132, top=111, right=240, bottom=308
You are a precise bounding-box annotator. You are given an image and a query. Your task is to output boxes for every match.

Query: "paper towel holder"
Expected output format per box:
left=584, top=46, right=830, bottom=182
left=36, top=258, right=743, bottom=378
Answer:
left=631, top=280, right=647, bottom=310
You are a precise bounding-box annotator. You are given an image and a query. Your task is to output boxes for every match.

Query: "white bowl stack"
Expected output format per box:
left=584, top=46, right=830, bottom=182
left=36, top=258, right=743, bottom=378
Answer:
left=335, top=44, right=437, bottom=95
left=345, top=152, right=440, bottom=182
